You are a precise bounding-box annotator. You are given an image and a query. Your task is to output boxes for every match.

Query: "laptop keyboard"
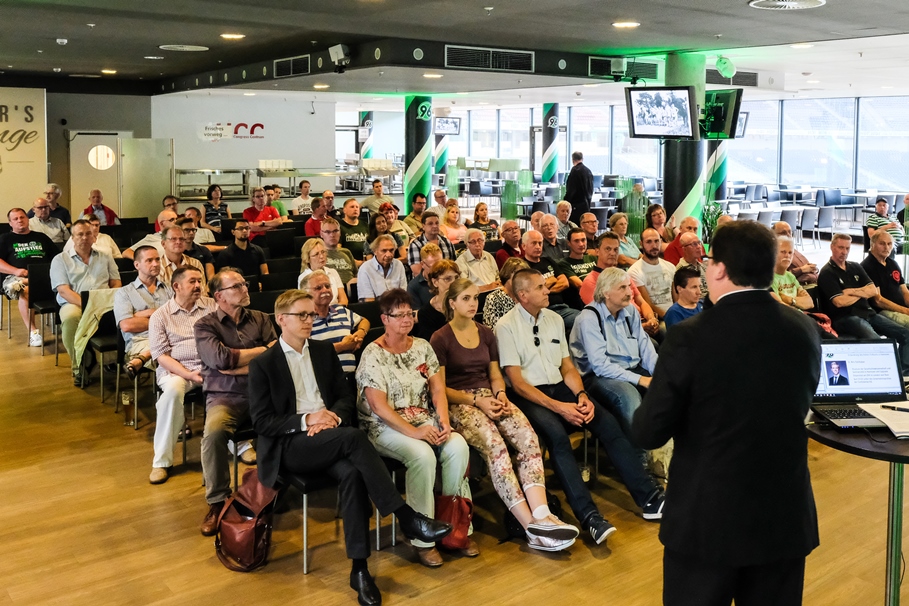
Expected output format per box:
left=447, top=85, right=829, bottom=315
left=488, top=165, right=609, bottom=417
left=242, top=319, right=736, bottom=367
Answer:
left=818, top=407, right=874, bottom=419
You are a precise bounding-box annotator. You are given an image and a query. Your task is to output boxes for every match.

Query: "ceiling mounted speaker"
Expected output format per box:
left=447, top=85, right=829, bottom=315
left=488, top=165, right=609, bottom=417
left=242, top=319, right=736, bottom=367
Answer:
left=748, top=0, right=825, bottom=9
left=715, top=56, right=736, bottom=79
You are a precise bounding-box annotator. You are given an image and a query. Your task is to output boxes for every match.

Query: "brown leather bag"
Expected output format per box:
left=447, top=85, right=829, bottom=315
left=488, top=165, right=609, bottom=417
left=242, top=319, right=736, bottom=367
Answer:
left=434, top=494, right=473, bottom=550
left=215, top=468, right=279, bottom=572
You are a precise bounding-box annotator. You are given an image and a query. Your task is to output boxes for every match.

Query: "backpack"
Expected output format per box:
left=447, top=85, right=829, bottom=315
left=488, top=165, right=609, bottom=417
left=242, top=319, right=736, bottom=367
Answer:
left=215, top=467, right=279, bottom=572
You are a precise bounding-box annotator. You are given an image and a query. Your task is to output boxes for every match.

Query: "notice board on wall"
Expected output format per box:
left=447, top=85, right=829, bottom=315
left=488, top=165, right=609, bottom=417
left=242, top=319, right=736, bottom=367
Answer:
left=0, top=88, right=46, bottom=219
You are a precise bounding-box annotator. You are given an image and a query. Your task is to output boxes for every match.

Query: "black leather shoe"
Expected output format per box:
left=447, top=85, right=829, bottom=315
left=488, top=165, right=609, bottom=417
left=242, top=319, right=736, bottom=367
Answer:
left=350, top=569, right=382, bottom=606
left=399, top=512, right=452, bottom=544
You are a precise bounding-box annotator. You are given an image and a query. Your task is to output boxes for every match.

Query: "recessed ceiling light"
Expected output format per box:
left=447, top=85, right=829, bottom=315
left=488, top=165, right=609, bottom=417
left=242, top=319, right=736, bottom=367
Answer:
left=582, top=83, right=600, bottom=88
left=313, top=84, right=330, bottom=89
left=220, top=33, right=246, bottom=40
left=243, top=92, right=256, bottom=96
left=790, top=43, right=814, bottom=49
left=806, top=79, right=820, bottom=83
left=101, top=69, right=117, bottom=75
left=612, top=21, right=640, bottom=28
left=456, top=92, right=468, bottom=95
left=144, top=56, right=164, bottom=60
left=575, top=98, right=585, bottom=101
left=478, top=102, right=489, bottom=105
left=423, top=73, right=443, bottom=79
left=159, top=44, right=209, bottom=52
left=882, top=86, right=895, bottom=89
left=372, top=97, right=384, bottom=101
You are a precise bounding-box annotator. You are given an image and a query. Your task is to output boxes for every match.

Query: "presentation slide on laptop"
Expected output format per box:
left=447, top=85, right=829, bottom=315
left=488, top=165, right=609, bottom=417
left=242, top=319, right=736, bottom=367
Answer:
left=815, top=341, right=903, bottom=398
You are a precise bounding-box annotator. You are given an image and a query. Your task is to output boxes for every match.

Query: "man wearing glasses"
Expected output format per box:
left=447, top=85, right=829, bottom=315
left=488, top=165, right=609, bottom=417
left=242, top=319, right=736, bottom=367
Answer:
left=194, top=268, right=277, bottom=536
left=495, top=220, right=523, bottom=269
left=496, top=269, right=663, bottom=547
left=320, top=216, right=358, bottom=284
left=579, top=213, right=599, bottom=254
left=28, top=197, right=70, bottom=246
left=28, top=183, right=71, bottom=226
left=123, top=210, right=178, bottom=260
left=403, top=193, right=427, bottom=237
left=675, top=231, right=708, bottom=300
left=213, top=219, right=268, bottom=282
left=176, top=217, right=215, bottom=280
left=158, top=226, right=206, bottom=292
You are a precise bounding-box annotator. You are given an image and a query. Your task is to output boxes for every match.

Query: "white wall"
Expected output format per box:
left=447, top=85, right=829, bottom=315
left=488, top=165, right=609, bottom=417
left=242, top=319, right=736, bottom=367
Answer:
left=370, top=111, right=404, bottom=160
left=151, top=94, right=336, bottom=192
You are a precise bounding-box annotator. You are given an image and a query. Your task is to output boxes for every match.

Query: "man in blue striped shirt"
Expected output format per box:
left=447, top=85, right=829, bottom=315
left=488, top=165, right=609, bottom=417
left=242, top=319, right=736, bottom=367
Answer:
left=301, top=270, right=370, bottom=374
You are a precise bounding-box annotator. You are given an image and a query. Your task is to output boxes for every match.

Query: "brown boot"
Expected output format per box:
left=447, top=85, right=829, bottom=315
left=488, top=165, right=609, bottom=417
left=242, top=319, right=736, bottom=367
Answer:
left=200, top=501, right=225, bottom=536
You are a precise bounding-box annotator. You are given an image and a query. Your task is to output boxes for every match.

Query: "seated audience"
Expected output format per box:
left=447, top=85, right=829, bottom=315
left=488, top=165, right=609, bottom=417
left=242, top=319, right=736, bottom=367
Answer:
left=304, top=196, right=330, bottom=237
left=645, top=203, right=675, bottom=253
left=361, top=179, right=395, bottom=215
left=50, top=219, right=121, bottom=384
left=465, top=202, right=499, bottom=241
left=862, top=230, right=909, bottom=327
left=407, top=211, right=456, bottom=276
left=249, top=288, right=452, bottom=605
left=415, top=259, right=460, bottom=341
left=0, top=208, right=59, bottom=346
left=183, top=207, right=217, bottom=245
left=29, top=183, right=71, bottom=226
left=63, top=213, right=122, bottom=259
left=580, top=233, right=660, bottom=337
left=555, top=201, right=579, bottom=240
left=357, top=235, right=407, bottom=302
left=628, top=228, right=676, bottom=321
left=214, top=219, right=268, bottom=281
left=579, top=213, right=599, bottom=253
left=83, top=189, right=120, bottom=225
left=540, top=214, right=568, bottom=260
left=662, top=216, right=700, bottom=265
left=772, top=221, right=817, bottom=285
left=243, top=187, right=282, bottom=241
left=158, top=226, right=207, bottom=292
left=771, top=236, right=814, bottom=311
left=530, top=211, right=544, bottom=233
left=146, top=266, right=214, bottom=484
left=156, top=195, right=180, bottom=232
left=403, top=193, right=427, bottom=237
left=818, top=233, right=909, bottom=369
left=356, top=289, right=474, bottom=567
left=496, top=269, right=665, bottom=544
left=522, top=230, right=579, bottom=331
left=675, top=232, right=708, bottom=299
left=440, top=202, right=468, bottom=246
left=29, top=197, right=69, bottom=245
left=339, top=199, right=369, bottom=262
left=263, top=185, right=290, bottom=222
left=123, top=210, right=178, bottom=259
left=366, top=212, right=406, bottom=260
left=664, top=266, right=704, bottom=328
left=867, top=197, right=904, bottom=255
left=431, top=278, right=579, bottom=552
left=483, top=258, right=530, bottom=330
left=195, top=268, right=275, bottom=536
left=456, top=229, right=500, bottom=292
left=495, top=221, right=523, bottom=269
left=562, top=228, right=597, bottom=282
left=300, top=270, right=370, bottom=374
left=569, top=268, right=657, bottom=433
left=177, top=217, right=215, bottom=279
left=298, top=238, right=347, bottom=306
left=381, top=202, right=415, bottom=243
left=290, top=179, right=313, bottom=215
left=610, top=212, right=641, bottom=268
left=201, top=184, right=231, bottom=234
left=407, top=243, right=442, bottom=309
left=321, top=216, right=358, bottom=284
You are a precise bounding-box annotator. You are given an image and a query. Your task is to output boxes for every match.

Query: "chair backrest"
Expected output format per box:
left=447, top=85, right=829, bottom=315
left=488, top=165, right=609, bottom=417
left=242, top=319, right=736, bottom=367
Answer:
left=248, top=290, right=281, bottom=315
left=120, top=270, right=138, bottom=285
left=544, top=186, right=561, bottom=198
left=115, top=257, right=135, bottom=272
left=738, top=211, right=759, bottom=222
left=293, top=235, right=312, bottom=253
left=266, top=257, right=300, bottom=274
left=348, top=301, right=382, bottom=328
left=484, top=239, right=503, bottom=254
left=531, top=201, right=550, bottom=215
left=591, top=207, right=610, bottom=225
left=479, top=182, right=493, bottom=196
left=744, top=184, right=758, bottom=201
left=26, top=263, right=54, bottom=305
left=756, top=211, right=774, bottom=227
left=817, top=206, right=835, bottom=229
left=265, top=229, right=296, bottom=259
left=862, top=225, right=871, bottom=253
left=799, top=208, right=819, bottom=229
left=259, top=272, right=298, bottom=292
left=642, top=177, right=658, bottom=192
left=119, top=217, right=152, bottom=233
left=468, top=181, right=481, bottom=195
left=779, top=209, right=799, bottom=229
left=819, top=188, right=842, bottom=206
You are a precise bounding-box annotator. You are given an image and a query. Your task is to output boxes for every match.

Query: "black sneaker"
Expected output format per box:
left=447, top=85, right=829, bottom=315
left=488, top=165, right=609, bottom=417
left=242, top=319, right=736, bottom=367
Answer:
left=584, top=513, right=617, bottom=545
left=642, top=488, right=665, bottom=521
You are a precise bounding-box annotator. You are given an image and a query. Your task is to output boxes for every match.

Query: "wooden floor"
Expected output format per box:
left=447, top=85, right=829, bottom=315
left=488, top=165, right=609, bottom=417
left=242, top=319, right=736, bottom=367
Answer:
left=0, top=311, right=904, bottom=605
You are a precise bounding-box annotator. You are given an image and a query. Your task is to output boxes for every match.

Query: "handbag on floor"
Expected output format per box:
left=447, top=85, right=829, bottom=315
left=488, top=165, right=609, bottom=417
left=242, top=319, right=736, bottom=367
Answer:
left=215, top=467, right=279, bottom=572
left=434, top=493, right=473, bottom=550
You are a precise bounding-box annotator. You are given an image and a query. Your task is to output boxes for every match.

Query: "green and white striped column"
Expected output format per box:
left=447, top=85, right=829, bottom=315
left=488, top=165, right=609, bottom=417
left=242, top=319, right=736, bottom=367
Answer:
left=358, top=111, right=374, bottom=160
left=705, top=140, right=728, bottom=202
left=404, top=96, right=433, bottom=214
left=541, top=103, right=559, bottom=183
left=434, top=134, right=449, bottom=176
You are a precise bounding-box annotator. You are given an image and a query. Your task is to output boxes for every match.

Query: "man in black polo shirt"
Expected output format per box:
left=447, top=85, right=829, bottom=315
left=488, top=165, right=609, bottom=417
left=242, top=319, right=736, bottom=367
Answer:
left=861, top=230, right=909, bottom=328
left=214, top=219, right=268, bottom=281
left=177, top=217, right=215, bottom=280
left=818, top=233, right=909, bottom=369
left=521, top=229, right=579, bottom=331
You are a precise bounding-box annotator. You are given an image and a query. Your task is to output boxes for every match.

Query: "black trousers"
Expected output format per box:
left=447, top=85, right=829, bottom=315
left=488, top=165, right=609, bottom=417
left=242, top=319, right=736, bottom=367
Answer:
left=282, top=426, right=405, bottom=560
left=663, top=548, right=806, bottom=606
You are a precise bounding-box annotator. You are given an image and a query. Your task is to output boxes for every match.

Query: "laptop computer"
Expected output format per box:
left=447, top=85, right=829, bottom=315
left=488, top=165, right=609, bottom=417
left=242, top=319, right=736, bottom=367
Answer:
left=810, top=339, right=906, bottom=430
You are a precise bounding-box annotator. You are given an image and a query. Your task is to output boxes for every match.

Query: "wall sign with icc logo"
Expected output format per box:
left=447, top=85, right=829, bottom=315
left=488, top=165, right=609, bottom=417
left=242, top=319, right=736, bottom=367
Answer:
left=199, top=120, right=266, bottom=142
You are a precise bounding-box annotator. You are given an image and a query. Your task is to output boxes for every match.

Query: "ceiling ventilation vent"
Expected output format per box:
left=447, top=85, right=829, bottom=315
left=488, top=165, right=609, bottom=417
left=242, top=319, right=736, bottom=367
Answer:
left=273, top=55, right=311, bottom=78
left=748, top=0, right=826, bottom=10
left=588, top=57, right=658, bottom=80
left=706, top=69, right=759, bottom=87
left=445, top=45, right=534, bottom=72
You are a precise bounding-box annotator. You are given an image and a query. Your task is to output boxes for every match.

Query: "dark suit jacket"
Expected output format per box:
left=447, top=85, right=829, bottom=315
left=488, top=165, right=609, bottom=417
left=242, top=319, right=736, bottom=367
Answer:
left=632, top=289, right=821, bottom=567
left=248, top=338, right=355, bottom=489
left=564, top=162, right=594, bottom=222
left=829, top=374, right=848, bottom=385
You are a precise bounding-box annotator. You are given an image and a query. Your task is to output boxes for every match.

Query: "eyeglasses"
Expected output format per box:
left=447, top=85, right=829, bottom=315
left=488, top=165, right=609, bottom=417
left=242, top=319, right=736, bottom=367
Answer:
left=282, top=311, right=318, bottom=321
left=218, top=281, right=249, bottom=293
left=183, top=228, right=198, bottom=233
left=533, top=325, right=540, bottom=347
left=34, top=206, right=50, bottom=210
left=323, top=196, right=335, bottom=200
left=683, top=240, right=702, bottom=248
left=166, top=237, right=187, bottom=242
left=385, top=310, right=417, bottom=319
left=321, top=229, right=340, bottom=235
left=581, top=219, right=598, bottom=224
left=234, top=227, right=251, bottom=232
left=502, top=226, right=519, bottom=233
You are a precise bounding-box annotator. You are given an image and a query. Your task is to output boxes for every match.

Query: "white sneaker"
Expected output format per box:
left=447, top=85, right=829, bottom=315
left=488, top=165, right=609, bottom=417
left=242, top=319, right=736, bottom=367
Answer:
left=526, top=514, right=580, bottom=542
left=29, top=330, right=42, bottom=347
left=527, top=533, right=575, bottom=552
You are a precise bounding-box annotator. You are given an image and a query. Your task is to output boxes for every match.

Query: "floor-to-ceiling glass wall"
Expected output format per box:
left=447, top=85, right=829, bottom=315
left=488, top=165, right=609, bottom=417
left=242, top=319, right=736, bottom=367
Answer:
left=570, top=107, right=611, bottom=175
left=725, top=100, right=780, bottom=185
left=781, top=98, right=856, bottom=187
left=857, top=97, right=909, bottom=192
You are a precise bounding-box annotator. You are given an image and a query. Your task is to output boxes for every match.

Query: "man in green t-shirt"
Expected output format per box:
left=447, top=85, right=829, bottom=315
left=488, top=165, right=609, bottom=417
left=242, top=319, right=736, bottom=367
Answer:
left=771, top=236, right=813, bottom=311
left=264, top=185, right=291, bottom=222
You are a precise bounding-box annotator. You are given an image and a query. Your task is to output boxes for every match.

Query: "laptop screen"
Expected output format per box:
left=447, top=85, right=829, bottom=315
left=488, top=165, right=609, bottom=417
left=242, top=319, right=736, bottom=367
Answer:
left=815, top=339, right=905, bottom=402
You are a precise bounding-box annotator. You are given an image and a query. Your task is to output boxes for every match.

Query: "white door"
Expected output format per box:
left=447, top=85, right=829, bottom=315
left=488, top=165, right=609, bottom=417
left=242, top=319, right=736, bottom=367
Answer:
left=68, top=131, right=132, bottom=218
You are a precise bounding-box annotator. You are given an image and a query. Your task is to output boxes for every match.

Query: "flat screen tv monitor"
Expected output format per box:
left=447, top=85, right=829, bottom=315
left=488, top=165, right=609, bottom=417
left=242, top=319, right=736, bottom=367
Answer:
left=701, top=88, right=744, bottom=139
left=434, top=117, right=461, bottom=136
left=624, top=86, right=698, bottom=140
left=735, top=111, right=749, bottom=139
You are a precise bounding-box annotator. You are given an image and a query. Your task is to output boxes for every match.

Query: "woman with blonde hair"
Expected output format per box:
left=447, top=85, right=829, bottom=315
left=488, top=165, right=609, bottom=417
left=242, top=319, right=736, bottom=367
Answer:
left=298, top=237, right=348, bottom=305
left=440, top=201, right=468, bottom=246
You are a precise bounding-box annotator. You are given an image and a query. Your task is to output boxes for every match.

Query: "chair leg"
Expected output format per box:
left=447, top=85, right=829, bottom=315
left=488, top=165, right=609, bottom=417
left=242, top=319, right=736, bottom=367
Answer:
left=233, top=448, right=239, bottom=493
left=375, top=506, right=381, bottom=551
left=40, top=314, right=46, bottom=356
left=98, top=355, right=105, bottom=403
left=54, top=321, right=59, bottom=366
left=391, top=470, right=396, bottom=547
left=133, top=378, right=139, bottom=431
left=303, top=492, right=310, bottom=574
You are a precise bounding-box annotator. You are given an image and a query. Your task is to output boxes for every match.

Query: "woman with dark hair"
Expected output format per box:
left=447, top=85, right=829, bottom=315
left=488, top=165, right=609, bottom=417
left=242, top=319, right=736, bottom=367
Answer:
left=366, top=212, right=405, bottom=260
left=201, top=184, right=231, bottom=234
left=414, top=259, right=460, bottom=341
left=356, top=289, right=475, bottom=567
left=431, top=278, right=578, bottom=552
left=645, top=203, right=675, bottom=252
left=465, top=202, right=499, bottom=241
left=482, top=257, right=529, bottom=330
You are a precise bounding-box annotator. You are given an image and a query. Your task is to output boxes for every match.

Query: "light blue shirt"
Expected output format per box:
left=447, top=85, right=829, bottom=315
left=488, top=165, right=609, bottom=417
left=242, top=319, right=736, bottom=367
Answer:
left=568, top=300, right=657, bottom=384
left=50, top=248, right=120, bottom=306
left=113, top=277, right=173, bottom=350
left=356, top=256, right=407, bottom=300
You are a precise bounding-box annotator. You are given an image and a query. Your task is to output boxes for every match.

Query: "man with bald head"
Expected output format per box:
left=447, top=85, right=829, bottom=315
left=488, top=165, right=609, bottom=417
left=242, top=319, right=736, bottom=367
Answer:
left=82, top=189, right=120, bottom=226
left=861, top=230, right=909, bottom=328
left=772, top=221, right=817, bottom=285
left=579, top=212, right=599, bottom=253
left=123, top=209, right=179, bottom=260
left=675, top=231, right=707, bottom=300
left=663, top=216, right=699, bottom=265
left=29, top=197, right=69, bottom=245
left=28, top=183, right=71, bottom=226
left=495, top=220, right=523, bottom=269
left=540, top=214, right=568, bottom=260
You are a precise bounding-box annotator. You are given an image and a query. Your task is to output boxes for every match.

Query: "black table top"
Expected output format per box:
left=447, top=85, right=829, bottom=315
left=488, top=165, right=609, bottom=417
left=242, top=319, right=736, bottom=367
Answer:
left=806, top=411, right=909, bottom=464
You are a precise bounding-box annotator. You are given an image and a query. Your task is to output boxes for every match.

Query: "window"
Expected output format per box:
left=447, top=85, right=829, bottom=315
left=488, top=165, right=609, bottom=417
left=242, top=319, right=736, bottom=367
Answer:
left=499, top=108, right=530, bottom=168
left=781, top=98, right=855, bottom=187
left=857, top=97, right=909, bottom=191
left=612, top=106, right=659, bottom=177
left=444, top=110, right=468, bottom=162
left=570, top=107, right=611, bottom=174
left=469, top=109, right=497, bottom=158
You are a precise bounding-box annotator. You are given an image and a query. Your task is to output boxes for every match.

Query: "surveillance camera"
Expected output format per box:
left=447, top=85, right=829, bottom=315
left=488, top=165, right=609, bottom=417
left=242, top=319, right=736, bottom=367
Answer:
left=329, top=44, right=350, bottom=66
left=576, top=91, right=581, bottom=96
left=56, top=38, right=68, bottom=46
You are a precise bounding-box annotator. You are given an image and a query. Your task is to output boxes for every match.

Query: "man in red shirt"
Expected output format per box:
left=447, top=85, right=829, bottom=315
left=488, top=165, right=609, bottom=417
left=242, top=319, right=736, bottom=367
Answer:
left=242, top=187, right=282, bottom=241
left=662, top=216, right=699, bottom=265
left=495, top=220, right=523, bottom=269
left=304, top=195, right=332, bottom=237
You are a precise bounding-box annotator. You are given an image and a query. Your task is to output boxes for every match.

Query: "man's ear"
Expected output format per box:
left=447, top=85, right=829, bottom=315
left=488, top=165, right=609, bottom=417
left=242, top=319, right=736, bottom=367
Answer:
left=711, top=260, right=729, bottom=282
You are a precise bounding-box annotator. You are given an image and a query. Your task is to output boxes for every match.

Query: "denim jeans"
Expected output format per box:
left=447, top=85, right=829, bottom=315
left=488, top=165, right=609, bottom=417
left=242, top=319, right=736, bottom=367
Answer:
left=509, top=382, right=658, bottom=525
left=833, top=313, right=909, bottom=370
left=583, top=368, right=649, bottom=437
left=550, top=303, right=580, bottom=334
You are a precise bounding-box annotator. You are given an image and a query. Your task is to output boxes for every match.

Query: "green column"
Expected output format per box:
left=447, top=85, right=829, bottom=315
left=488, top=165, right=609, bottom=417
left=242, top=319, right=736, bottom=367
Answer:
left=434, top=134, right=449, bottom=175
left=703, top=140, right=728, bottom=245
left=404, top=96, right=433, bottom=214
left=541, top=103, right=559, bottom=183
left=358, top=111, right=374, bottom=159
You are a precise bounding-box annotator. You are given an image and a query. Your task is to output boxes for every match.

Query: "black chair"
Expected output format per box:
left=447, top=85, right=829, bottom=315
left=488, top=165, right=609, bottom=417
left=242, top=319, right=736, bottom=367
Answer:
left=248, top=290, right=282, bottom=315
left=590, top=207, right=610, bottom=226
left=81, top=291, right=120, bottom=402
left=863, top=225, right=872, bottom=254
left=265, top=229, right=296, bottom=259
left=361, top=326, right=383, bottom=351
left=26, top=263, right=60, bottom=360
left=119, top=270, right=138, bottom=285
left=266, top=257, right=300, bottom=275
left=290, top=221, right=309, bottom=236
left=294, top=235, right=313, bottom=252
left=119, top=217, right=152, bottom=232
left=114, top=257, right=135, bottom=273
left=259, top=272, right=298, bottom=292
left=348, top=301, right=382, bottom=328
left=484, top=239, right=503, bottom=255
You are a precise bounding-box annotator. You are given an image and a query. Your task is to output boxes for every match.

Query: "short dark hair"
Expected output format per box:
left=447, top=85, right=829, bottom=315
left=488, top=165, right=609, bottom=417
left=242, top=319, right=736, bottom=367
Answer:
left=571, top=151, right=583, bottom=162
left=71, top=219, right=92, bottom=230
left=206, top=184, right=221, bottom=200
left=134, top=245, right=158, bottom=262
left=263, top=185, right=275, bottom=192
left=421, top=210, right=439, bottom=225
left=162, top=195, right=179, bottom=205
left=566, top=228, right=586, bottom=242
left=412, top=192, right=427, bottom=204
left=233, top=219, right=249, bottom=228
left=710, top=221, right=776, bottom=289
left=377, top=288, right=414, bottom=316
left=171, top=265, right=203, bottom=286
left=596, top=231, right=620, bottom=247
left=176, top=217, right=195, bottom=228
left=372, top=179, right=383, bottom=186
left=209, top=267, right=242, bottom=294
left=185, top=205, right=202, bottom=217
left=673, top=266, right=700, bottom=293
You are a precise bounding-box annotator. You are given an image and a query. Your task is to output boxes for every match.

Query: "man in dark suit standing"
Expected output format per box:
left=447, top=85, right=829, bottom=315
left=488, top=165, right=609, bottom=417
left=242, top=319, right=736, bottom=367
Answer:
left=565, top=151, right=594, bottom=226
left=632, top=221, right=821, bottom=606
left=249, top=289, right=451, bottom=606
left=828, top=361, right=849, bottom=385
